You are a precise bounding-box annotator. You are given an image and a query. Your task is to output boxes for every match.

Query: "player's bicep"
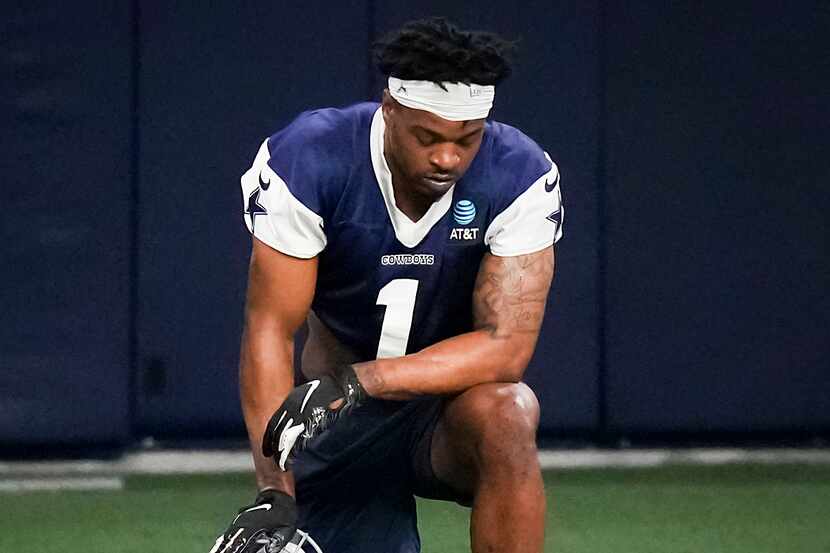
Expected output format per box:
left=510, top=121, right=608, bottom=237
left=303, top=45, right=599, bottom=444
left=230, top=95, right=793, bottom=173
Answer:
left=245, top=236, right=318, bottom=338
left=472, top=247, right=555, bottom=342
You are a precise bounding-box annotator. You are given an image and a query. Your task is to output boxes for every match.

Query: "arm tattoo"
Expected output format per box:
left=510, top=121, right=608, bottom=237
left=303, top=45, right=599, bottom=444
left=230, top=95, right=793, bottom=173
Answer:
left=472, top=248, right=555, bottom=339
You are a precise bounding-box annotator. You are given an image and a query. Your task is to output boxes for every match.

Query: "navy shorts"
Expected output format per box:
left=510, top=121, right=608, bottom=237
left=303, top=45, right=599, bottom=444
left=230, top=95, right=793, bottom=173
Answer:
left=292, top=397, right=461, bottom=553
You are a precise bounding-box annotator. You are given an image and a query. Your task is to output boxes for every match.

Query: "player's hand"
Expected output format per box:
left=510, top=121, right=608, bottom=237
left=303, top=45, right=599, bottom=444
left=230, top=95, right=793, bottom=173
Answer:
left=208, top=488, right=296, bottom=553
left=263, top=365, right=366, bottom=470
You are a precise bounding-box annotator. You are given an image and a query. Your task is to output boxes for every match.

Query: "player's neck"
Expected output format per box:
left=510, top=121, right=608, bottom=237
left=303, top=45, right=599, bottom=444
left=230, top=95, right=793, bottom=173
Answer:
left=383, top=149, right=432, bottom=222
left=391, top=177, right=432, bottom=222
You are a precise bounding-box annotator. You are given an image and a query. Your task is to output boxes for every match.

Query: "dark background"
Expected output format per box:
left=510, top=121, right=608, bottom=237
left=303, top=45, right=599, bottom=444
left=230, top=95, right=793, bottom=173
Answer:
left=2, top=2, right=828, bottom=453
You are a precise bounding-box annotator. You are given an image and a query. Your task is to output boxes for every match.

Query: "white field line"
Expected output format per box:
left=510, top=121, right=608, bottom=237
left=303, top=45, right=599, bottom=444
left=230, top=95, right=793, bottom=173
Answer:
left=537, top=448, right=830, bottom=468
left=0, top=477, right=124, bottom=493
left=1, top=449, right=829, bottom=478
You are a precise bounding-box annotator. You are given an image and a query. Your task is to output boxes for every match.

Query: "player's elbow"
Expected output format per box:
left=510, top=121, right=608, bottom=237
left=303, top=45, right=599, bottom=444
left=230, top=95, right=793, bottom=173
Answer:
left=496, top=342, right=534, bottom=382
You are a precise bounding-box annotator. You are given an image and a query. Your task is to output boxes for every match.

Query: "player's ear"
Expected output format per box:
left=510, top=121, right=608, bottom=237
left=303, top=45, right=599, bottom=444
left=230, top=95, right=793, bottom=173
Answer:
left=381, top=90, right=394, bottom=121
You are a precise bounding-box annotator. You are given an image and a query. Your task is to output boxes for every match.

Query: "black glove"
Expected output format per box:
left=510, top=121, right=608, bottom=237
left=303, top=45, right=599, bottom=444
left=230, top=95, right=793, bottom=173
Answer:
left=208, top=489, right=297, bottom=553
left=263, top=365, right=366, bottom=470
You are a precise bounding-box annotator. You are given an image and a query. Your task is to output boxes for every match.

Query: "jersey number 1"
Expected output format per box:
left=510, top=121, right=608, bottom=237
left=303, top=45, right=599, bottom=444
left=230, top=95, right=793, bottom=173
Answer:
left=376, top=279, right=419, bottom=358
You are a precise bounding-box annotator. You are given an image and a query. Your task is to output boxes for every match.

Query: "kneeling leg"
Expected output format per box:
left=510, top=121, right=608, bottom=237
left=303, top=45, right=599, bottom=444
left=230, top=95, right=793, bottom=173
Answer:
left=430, top=382, right=545, bottom=553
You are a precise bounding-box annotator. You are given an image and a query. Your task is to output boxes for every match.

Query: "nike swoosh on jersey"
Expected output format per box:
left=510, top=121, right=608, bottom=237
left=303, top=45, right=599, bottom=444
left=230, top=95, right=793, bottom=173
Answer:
left=300, top=380, right=321, bottom=413
left=544, top=174, right=558, bottom=192
left=258, top=170, right=271, bottom=190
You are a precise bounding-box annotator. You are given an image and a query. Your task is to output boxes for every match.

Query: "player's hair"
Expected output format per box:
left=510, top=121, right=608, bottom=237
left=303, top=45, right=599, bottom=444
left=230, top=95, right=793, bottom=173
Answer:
left=374, top=17, right=515, bottom=86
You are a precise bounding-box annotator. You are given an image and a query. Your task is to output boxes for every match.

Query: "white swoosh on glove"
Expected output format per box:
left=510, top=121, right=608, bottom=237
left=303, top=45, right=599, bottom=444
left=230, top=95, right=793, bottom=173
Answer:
left=300, top=380, right=320, bottom=413
left=231, top=502, right=273, bottom=524
left=231, top=503, right=271, bottom=524
left=244, top=503, right=272, bottom=513
left=278, top=419, right=306, bottom=471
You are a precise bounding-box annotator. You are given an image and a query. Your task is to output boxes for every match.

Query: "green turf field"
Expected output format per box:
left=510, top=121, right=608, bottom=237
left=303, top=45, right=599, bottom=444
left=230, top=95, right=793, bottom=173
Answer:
left=1, top=464, right=829, bottom=552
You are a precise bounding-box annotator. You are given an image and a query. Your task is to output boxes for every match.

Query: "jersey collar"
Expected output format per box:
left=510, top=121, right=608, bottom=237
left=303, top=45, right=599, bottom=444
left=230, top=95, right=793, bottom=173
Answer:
left=369, top=107, right=455, bottom=248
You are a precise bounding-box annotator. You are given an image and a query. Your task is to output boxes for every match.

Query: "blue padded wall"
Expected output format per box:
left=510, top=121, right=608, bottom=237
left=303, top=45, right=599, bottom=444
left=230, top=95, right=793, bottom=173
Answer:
left=0, top=4, right=132, bottom=446
left=603, top=3, right=830, bottom=432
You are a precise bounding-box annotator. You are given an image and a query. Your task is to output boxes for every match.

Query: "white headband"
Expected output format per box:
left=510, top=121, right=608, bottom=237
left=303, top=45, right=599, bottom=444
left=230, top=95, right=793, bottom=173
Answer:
left=388, top=77, right=495, bottom=121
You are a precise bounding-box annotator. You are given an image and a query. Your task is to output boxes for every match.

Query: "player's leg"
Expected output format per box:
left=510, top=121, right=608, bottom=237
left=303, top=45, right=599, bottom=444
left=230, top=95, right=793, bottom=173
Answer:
left=295, top=317, right=426, bottom=552
left=426, top=382, right=545, bottom=553
left=293, top=398, right=430, bottom=553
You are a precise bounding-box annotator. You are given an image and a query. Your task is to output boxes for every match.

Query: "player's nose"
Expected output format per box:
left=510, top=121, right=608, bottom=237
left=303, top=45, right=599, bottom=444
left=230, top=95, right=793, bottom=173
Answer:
left=429, top=146, right=461, bottom=173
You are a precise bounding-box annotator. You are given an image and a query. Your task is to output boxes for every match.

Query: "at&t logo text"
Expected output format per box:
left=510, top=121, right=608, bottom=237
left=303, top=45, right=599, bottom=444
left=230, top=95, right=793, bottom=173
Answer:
left=449, top=227, right=479, bottom=240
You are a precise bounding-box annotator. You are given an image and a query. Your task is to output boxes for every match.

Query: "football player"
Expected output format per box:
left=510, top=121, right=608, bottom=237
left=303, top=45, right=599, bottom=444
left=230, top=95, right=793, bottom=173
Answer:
left=210, top=17, right=564, bottom=553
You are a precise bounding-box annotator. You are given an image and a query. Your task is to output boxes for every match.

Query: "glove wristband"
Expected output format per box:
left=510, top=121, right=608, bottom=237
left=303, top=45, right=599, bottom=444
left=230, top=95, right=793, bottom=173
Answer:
left=337, top=364, right=367, bottom=408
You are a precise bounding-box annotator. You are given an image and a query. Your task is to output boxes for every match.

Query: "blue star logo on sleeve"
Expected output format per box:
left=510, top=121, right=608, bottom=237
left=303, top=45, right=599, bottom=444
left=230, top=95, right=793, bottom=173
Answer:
left=546, top=207, right=561, bottom=226
left=545, top=182, right=563, bottom=230
left=546, top=203, right=564, bottom=238
left=245, top=170, right=270, bottom=233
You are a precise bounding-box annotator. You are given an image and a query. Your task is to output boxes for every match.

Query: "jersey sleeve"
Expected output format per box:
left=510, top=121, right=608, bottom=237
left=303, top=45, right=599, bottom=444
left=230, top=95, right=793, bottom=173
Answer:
left=240, top=139, right=327, bottom=258
left=484, top=154, right=564, bottom=257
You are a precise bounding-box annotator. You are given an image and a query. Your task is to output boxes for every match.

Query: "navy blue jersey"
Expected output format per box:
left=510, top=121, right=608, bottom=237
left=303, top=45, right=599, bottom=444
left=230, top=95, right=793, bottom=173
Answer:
left=242, top=102, right=563, bottom=361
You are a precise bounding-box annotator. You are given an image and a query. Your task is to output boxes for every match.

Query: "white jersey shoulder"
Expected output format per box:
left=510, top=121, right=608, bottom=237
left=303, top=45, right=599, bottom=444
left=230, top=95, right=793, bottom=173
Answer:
left=240, top=139, right=327, bottom=258
left=485, top=153, right=564, bottom=257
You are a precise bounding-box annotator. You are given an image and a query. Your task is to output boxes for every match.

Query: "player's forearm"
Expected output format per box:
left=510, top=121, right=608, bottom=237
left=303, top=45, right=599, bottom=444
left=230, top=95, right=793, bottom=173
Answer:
left=354, top=249, right=554, bottom=400
left=239, top=326, right=296, bottom=494
left=353, top=329, right=537, bottom=400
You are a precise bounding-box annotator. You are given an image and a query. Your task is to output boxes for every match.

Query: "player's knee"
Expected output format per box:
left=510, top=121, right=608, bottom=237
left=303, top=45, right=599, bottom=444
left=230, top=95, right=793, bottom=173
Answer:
left=462, top=382, right=540, bottom=455
left=488, top=382, right=540, bottom=442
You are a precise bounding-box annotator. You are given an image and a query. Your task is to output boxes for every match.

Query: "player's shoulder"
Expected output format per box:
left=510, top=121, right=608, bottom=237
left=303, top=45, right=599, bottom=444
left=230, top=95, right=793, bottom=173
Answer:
left=255, top=102, right=376, bottom=213
left=270, top=102, right=376, bottom=141
left=480, top=120, right=557, bottom=199
left=265, top=102, right=376, bottom=166
left=241, top=104, right=377, bottom=257
left=477, top=122, right=564, bottom=254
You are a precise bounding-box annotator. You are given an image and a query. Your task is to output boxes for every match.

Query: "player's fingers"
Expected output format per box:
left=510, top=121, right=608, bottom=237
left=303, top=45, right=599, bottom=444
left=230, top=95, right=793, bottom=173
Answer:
left=217, top=528, right=245, bottom=553
left=241, top=529, right=283, bottom=553
left=262, top=409, right=289, bottom=457
left=277, top=421, right=305, bottom=470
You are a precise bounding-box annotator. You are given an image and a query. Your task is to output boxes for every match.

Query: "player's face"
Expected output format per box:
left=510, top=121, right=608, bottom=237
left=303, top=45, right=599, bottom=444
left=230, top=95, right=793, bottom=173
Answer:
left=382, top=92, right=485, bottom=204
